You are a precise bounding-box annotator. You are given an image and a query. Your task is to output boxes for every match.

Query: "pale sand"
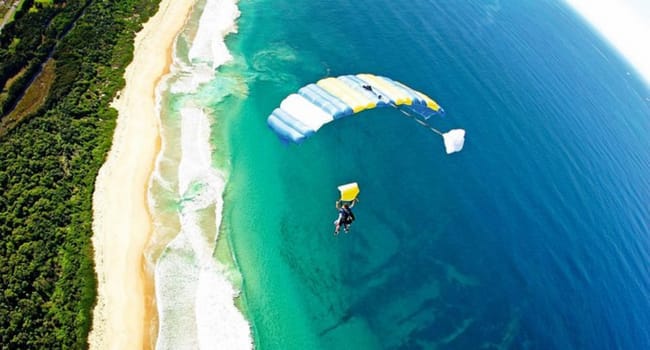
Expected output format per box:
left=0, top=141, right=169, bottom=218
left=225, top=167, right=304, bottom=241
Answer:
left=88, top=0, right=196, bottom=349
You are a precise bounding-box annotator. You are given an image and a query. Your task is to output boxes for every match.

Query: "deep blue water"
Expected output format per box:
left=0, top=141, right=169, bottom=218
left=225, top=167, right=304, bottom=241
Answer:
left=218, top=0, right=650, bottom=348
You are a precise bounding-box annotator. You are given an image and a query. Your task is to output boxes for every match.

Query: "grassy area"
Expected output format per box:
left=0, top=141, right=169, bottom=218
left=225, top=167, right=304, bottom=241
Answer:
left=0, top=58, right=55, bottom=136
left=0, top=0, right=23, bottom=27
left=28, top=0, right=53, bottom=13
left=0, top=65, right=26, bottom=110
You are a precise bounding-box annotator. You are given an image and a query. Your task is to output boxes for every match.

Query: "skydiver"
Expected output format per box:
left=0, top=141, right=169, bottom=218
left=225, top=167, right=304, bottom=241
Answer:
left=362, top=84, right=382, bottom=100
left=334, top=198, right=357, bottom=235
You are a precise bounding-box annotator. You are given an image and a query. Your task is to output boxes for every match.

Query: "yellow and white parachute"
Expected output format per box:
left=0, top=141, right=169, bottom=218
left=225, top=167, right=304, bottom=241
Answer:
left=267, top=73, right=465, bottom=154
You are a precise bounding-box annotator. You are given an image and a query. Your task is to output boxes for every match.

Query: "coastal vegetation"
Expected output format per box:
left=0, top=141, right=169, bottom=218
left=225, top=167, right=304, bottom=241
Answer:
left=0, top=0, right=159, bottom=347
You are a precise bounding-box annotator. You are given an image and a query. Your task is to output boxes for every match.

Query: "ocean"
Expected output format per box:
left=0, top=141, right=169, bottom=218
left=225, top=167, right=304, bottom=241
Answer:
left=148, top=0, right=650, bottom=348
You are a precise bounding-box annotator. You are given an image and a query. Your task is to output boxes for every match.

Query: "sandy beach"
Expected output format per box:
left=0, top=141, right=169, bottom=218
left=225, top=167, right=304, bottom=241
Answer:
left=89, top=0, right=196, bottom=349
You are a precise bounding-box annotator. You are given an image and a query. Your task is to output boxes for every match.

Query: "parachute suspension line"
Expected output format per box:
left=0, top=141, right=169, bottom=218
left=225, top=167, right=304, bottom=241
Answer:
left=389, top=103, right=444, bottom=136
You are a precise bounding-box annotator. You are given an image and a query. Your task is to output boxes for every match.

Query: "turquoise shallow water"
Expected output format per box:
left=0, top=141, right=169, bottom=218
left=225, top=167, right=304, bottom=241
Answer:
left=213, top=0, right=650, bottom=348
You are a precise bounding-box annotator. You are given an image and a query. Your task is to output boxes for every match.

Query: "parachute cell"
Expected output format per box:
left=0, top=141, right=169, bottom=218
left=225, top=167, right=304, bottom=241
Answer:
left=280, top=94, right=334, bottom=131
left=298, top=84, right=352, bottom=119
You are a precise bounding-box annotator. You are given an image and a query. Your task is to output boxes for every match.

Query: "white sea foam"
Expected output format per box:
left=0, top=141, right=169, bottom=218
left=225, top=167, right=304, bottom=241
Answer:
left=152, top=0, right=253, bottom=348
left=177, top=108, right=215, bottom=195
left=564, top=0, right=650, bottom=85
left=189, top=0, right=239, bottom=69
left=155, top=107, right=252, bottom=349
left=171, top=0, right=241, bottom=94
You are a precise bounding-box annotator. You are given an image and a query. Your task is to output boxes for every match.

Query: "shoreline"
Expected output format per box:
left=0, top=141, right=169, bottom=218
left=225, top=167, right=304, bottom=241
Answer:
left=149, top=0, right=254, bottom=346
left=88, top=0, right=196, bottom=349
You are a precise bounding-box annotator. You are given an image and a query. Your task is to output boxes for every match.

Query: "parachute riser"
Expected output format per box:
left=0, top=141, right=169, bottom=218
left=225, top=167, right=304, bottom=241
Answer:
left=390, top=103, right=444, bottom=136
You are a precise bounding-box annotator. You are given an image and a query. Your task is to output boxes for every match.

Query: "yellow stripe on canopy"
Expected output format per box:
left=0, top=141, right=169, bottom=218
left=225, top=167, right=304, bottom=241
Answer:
left=317, top=78, right=376, bottom=113
left=357, top=74, right=412, bottom=105
left=415, top=91, right=441, bottom=111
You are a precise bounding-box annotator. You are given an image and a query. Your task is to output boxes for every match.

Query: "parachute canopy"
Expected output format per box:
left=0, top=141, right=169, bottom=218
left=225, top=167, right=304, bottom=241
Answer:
left=338, top=182, right=360, bottom=202
left=267, top=74, right=445, bottom=143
